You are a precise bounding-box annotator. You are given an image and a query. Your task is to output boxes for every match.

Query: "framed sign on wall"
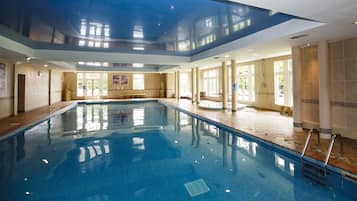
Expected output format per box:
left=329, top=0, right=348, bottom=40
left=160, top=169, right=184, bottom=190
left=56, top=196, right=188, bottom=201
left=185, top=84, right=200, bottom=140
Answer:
left=112, top=75, right=128, bottom=85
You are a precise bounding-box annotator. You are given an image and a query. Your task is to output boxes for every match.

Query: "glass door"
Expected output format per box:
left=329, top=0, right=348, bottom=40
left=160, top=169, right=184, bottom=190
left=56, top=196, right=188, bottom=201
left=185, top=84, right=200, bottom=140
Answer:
left=86, top=79, right=100, bottom=98
left=93, top=80, right=100, bottom=97
left=86, top=80, right=93, bottom=97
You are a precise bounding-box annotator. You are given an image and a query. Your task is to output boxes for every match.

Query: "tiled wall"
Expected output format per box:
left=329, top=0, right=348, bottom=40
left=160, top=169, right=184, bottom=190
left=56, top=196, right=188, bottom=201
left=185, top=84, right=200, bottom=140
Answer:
left=0, top=59, right=14, bottom=119
left=253, top=55, right=291, bottom=111
left=166, top=73, right=175, bottom=98
left=329, top=37, right=357, bottom=139
left=50, top=69, right=64, bottom=104
left=0, top=62, right=64, bottom=118
left=15, top=64, right=50, bottom=111
left=300, top=46, right=320, bottom=127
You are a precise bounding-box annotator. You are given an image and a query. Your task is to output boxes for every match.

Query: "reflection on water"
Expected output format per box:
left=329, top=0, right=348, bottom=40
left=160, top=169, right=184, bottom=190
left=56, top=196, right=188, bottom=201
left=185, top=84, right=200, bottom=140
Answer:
left=0, top=102, right=355, bottom=201
left=78, top=141, right=110, bottom=163
left=0, top=0, right=295, bottom=53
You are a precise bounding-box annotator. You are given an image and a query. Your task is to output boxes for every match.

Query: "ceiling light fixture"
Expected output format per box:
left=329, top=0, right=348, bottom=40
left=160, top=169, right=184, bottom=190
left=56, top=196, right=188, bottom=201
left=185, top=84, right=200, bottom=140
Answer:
left=133, top=47, right=145, bottom=51
left=133, top=63, right=144, bottom=68
left=26, top=57, right=31, bottom=62
left=353, top=21, right=357, bottom=25
left=43, top=64, right=48, bottom=67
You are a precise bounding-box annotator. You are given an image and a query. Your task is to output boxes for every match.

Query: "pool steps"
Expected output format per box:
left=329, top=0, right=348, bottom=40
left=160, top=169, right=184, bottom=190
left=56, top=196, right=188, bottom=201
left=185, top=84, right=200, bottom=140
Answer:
left=300, top=129, right=339, bottom=185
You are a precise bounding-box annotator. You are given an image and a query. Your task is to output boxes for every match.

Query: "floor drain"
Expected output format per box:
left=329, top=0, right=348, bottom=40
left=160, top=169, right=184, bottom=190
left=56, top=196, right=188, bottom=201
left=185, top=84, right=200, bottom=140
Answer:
left=184, top=178, right=210, bottom=197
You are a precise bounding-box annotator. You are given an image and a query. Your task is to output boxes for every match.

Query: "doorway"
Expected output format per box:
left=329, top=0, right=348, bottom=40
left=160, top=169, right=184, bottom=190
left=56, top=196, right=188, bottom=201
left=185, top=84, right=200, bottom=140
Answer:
left=17, top=74, right=25, bottom=113
left=86, top=79, right=100, bottom=98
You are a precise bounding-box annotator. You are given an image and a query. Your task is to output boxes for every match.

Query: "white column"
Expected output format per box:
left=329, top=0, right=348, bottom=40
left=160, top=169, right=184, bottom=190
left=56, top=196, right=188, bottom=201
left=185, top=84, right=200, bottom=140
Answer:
left=231, top=59, right=237, bottom=112
left=48, top=69, right=52, bottom=105
left=196, top=67, right=200, bottom=104
left=318, top=41, right=331, bottom=139
left=292, top=46, right=303, bottom=131
left=222, top=61, right=228, bottom=109
left=176, top=71, right=180, bottom=99
left=174, top=72, right=177, bottom=99
left=191, top=68, right=195, bottom=104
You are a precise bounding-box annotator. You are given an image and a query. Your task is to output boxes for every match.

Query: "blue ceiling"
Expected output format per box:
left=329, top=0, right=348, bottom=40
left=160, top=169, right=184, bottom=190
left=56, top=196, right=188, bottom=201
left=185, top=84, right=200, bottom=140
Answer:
left=0, top=0, right=300, bottom=55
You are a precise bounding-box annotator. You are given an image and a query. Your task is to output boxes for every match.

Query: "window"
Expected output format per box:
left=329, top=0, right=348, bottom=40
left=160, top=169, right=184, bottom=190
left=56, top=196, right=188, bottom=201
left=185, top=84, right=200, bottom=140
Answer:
left=237, top=65, right=255, bottom=102
left=76, top=72, right=108, bottom=97
left=133, top=74, right=144, bottom=90
left=180, top=73, right=190, bottom=97
left=274, top=59, right=292, bottom=106
left=203, top=69, right=219, bottom=97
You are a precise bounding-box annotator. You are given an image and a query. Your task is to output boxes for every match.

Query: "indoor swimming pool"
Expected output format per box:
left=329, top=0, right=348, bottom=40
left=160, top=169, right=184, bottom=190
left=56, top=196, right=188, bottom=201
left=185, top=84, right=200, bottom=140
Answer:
left=0, top=101, right=355, bottom=201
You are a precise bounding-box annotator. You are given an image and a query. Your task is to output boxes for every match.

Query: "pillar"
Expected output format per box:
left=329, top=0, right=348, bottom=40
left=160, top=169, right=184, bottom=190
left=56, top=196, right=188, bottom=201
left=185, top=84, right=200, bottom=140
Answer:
left=196, top=67, right=200, bottom=104
left=222, top=61, right=228, bottom=109
left=191, top=68, right=195, bottom=104
left=292, top=46, right=303, bottom=131
left=48, top=69, right=52, bottom=105
left=318, top=41, right=331, bottom=139
left=175, top=71, right=180, bottom=99
left=177, top=71, right=180, bottom=99
left=231, top=59, right=237, bottom=112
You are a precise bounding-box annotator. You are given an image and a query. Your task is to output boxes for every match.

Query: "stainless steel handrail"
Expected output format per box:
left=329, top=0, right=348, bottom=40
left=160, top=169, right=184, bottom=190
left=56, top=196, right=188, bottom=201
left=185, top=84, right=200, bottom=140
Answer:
left=301, top=129, right=313, bottom=158
left=324, top=134, right=337, bottom=166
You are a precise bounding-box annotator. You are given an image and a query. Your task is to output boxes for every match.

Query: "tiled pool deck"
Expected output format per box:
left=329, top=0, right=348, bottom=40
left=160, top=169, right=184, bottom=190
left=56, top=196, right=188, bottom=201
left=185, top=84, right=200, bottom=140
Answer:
left=0, top=99, right=356, bottom=175
left=159, top=99, right=357, bottom=175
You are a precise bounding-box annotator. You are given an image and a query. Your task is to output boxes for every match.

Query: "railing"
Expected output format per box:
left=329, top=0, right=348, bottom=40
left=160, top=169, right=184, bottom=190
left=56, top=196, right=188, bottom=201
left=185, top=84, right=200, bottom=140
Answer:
left=301, top=129, right=340, bottom=165
left=301, top=129, right=313, bottom=158
left=324, top=134, right=338, bottom=166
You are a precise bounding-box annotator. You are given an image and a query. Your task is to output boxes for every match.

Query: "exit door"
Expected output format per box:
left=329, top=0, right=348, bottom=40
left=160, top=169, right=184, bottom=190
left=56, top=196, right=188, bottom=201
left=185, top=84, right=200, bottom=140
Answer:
left=17, top=74, right=25, bottom=113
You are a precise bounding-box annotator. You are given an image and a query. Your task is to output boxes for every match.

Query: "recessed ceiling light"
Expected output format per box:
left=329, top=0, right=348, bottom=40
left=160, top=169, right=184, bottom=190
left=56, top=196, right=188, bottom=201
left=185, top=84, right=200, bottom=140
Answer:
left=43, top=64, right=48, bottom=67
left=170, top=5, right=175, bottom=10
left=133, top=63, right=144, bottom=68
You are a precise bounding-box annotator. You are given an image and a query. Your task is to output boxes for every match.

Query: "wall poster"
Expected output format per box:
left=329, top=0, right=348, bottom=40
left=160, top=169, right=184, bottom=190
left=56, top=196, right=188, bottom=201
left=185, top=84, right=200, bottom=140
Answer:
left=112, top=75, right=128, bottom=85
left=0, top=63, right=6, bottom=97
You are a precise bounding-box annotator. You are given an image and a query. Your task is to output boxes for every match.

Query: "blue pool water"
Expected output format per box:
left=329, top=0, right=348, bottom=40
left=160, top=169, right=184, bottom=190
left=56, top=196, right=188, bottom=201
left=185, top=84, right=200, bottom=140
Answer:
left=0, top=101, right=355, bottom=201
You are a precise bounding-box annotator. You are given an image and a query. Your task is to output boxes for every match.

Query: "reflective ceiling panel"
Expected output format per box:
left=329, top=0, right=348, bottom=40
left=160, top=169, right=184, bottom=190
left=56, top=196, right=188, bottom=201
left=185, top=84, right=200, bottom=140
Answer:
left=0, top=0, right=303, bottom=55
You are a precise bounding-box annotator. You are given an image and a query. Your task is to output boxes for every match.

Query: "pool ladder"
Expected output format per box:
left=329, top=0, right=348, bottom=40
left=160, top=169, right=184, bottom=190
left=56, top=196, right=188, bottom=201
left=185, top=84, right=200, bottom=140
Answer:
left=300, top=129, right=338, bottom=185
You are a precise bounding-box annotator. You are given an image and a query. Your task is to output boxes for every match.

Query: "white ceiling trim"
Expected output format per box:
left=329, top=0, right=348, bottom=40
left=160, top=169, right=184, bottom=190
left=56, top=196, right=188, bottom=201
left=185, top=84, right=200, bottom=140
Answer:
left=191, top=19, right=324, bottom=62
